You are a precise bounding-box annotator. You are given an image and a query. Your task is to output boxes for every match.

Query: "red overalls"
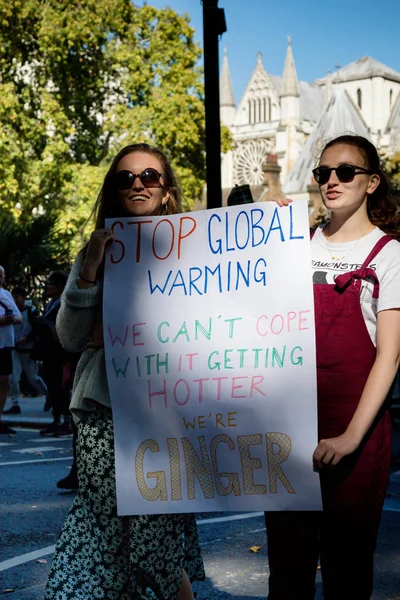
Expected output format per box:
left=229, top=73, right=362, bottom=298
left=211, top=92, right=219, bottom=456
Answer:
left=266, top=234, right=393, bottom=600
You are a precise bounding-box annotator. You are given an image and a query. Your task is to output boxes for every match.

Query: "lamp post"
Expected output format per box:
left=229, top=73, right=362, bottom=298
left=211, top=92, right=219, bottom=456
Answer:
left=202, top=0, right=226, bottom=209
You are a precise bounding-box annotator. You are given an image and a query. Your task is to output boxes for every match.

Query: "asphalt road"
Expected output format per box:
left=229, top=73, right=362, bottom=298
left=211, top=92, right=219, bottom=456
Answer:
left=1, top=427, right=400, bottom=599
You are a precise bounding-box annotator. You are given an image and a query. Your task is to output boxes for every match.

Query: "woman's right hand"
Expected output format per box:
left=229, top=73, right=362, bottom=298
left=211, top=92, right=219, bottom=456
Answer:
left=81, top=228, right=115, bottom=279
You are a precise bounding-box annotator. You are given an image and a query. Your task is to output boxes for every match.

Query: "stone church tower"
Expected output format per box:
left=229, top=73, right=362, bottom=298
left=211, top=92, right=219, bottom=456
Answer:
left=276, top=37, right=301, bottom=181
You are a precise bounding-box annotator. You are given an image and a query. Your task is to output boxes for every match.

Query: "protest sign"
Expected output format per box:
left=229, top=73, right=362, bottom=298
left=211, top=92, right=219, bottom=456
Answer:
left=104, top=201, right=322, bottom=515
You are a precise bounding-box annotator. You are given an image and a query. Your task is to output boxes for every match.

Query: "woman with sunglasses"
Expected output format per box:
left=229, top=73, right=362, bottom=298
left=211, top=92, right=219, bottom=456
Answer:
left=266, top=135, right=400, bottom=600
left=45, top=144, right=205, bottom=600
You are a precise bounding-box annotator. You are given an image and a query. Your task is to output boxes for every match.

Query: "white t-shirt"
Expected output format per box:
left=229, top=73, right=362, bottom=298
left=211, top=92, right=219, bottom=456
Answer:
left=0, top=288, right=21, bottom=349
left=311, top=226, right=400, bottom=346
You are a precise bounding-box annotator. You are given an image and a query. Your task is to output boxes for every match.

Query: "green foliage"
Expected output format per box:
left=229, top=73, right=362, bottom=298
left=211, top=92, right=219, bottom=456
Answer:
left=221, top=124, right=233, bottom=154
left=0, top=215, right=71, bottom=301
left=382, top=152, right=400, bottom=195
left=0, top=0, right=207, bottom=263
left=312, top=208, right=329, bottom=228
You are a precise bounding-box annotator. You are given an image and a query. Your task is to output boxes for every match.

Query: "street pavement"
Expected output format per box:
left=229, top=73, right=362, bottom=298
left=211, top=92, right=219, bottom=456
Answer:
left=2, top=395, right=53, bottom=430
left=1, top=396, right=400, bottom=599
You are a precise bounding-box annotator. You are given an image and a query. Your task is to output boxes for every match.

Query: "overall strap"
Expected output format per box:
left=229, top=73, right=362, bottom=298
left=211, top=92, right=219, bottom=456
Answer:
left=335, top=235, right=393, bottom=298
left=359, top=235, right=393, bottom=270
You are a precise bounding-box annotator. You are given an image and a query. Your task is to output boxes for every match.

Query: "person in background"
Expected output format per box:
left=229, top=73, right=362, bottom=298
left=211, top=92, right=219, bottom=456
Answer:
left=0, top=266, right=22, bottom=434
left=3, top=286, right=47, bottom=415
left=45, top=143, right=205, bottom=599
left=33, top=272, right=73, bottom=437
left=266, top=135, right=400, bottom=600
left=56, top=351, right=81, bottom=490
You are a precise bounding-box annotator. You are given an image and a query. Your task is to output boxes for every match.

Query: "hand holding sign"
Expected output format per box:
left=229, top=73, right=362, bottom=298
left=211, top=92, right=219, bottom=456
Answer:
left=81, top=229, right=115, bottom=282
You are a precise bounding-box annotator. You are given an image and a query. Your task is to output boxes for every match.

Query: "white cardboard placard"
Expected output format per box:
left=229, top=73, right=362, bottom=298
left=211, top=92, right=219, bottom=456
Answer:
left=104, top=201, right=322, bottom=515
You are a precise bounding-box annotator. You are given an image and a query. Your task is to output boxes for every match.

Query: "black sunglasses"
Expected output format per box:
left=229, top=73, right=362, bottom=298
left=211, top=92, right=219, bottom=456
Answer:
left=115, top=168, right=164, bottom=190
left=312, top=164, right=373, bottom=185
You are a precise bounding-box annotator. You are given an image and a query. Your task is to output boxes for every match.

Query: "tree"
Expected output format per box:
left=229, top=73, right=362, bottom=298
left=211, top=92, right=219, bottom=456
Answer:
left=0, top=0, right=207, bottom=259
left=0, top=215, right=71, bottom=304
left=382, top=152, right=400, bottom=196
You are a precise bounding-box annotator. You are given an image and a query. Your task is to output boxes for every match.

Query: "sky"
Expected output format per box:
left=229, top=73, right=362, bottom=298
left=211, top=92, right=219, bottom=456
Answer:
left=137, top=0, right=400, bottom=103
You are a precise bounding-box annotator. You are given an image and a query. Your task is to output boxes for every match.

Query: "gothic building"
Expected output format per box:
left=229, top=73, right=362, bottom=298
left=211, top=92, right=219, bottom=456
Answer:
left=220, top=39, right=400, bottom=214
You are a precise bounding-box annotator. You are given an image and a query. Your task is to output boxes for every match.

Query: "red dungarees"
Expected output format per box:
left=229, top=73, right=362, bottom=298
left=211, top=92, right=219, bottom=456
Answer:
left=314, top=233, right=392, bottom=599
left=266, top=234, right=393, bottom=600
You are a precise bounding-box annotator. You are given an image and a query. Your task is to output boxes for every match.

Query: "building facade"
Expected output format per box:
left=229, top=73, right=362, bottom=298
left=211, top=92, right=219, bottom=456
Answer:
left=220, top=39, right=400, bottom=214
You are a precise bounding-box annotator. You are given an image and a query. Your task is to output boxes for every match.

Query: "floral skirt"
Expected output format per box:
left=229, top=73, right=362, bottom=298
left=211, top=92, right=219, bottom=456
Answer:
left=45, top=408, right=205, bottom=600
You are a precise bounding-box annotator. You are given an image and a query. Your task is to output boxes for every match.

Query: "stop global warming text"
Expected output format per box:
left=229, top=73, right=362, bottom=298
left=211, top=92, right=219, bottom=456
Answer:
left=108, top=205, right=304, bottom=296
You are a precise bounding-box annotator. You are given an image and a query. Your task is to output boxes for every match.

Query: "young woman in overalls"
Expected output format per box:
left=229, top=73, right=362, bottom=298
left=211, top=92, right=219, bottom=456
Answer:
left=265, top=135, right=400, bottom=600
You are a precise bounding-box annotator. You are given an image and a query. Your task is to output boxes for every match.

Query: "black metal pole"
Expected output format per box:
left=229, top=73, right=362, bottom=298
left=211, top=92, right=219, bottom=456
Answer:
left=202, top=0, right=226, bottom=210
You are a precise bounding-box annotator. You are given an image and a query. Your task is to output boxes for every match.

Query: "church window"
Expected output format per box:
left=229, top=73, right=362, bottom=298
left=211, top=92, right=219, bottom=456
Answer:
left=262, top=98, right=266, bottom=122
left=248, top=100, right=253, bottom=124
left=267, top=97, right=271, bottom=121
left=233, top=139, right=274, bottom=186
left=257, top=99, right=261, bottom=123
left=357, top=88, right=362, bottom=109
left=390, top=89, right=393, bottom=107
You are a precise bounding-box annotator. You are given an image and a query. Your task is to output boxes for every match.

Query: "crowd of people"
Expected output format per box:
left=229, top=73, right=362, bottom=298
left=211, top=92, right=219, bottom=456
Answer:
left=0, top=269, right=79, bottom=488
left=1, top=133, right=399, bottom=600
left=0, top=270, right=73, bottom=430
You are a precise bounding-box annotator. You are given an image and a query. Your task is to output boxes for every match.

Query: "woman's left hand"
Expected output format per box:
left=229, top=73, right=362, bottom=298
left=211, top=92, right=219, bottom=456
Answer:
left=271, top=197, right=293, bottom=207
left=312, top=433, right=360, bottom=471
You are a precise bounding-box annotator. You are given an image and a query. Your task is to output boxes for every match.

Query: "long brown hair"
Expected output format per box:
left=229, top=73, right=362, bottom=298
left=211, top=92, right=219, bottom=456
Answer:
left=92, top=143, right=183, bottom=230
left=321, top=135, right=400, bottom=237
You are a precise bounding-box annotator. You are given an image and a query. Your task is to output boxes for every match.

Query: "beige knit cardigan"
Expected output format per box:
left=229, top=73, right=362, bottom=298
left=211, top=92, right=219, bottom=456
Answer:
left=56, top=253, right=111, bottom=423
